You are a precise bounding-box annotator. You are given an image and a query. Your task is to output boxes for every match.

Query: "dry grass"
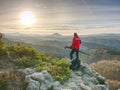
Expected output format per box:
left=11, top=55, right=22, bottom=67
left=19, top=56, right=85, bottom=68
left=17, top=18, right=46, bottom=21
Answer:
left=0, top=69, right=27, bottom=90
left=90, top=60, right=120, bottom=90
left=107, top=79, right=120, bottom=90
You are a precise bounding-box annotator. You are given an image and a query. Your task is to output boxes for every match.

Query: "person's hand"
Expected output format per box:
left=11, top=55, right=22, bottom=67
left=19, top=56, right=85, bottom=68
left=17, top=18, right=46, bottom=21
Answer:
left=64, top=46, right=72, bottom=49
left=64, top=46, right=67, bottom=49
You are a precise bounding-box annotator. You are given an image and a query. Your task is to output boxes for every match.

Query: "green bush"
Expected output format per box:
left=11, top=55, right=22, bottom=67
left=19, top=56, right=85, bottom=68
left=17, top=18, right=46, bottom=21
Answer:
left=6, top=45, right=38, bottom=60
left=36, top=58, right=72, bottom=84
left=0, top=72, right=9, bottom=90
left=5, top=45, right=40, bottom=67
left=0, top=43, right=72, bottom=83
left=0, top=39, right=4, bottom=47
left=0, top=46, right=8, bottom=58
left=14, top=56, right=36, bottom=67
left=0, top=40, right=7, bottom=58
left=0, top=78, right=7, bottom=90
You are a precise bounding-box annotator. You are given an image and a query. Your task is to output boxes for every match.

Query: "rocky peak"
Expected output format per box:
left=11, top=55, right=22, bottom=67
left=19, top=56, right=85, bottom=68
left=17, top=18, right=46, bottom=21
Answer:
left=53, top=33, right=62, bottom=36
left=21, top=63, right=109, bottom=90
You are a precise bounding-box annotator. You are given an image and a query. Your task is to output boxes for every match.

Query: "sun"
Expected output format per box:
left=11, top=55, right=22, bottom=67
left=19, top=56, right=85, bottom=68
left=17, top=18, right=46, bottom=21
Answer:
left=20, top=11, right=36, bottom=25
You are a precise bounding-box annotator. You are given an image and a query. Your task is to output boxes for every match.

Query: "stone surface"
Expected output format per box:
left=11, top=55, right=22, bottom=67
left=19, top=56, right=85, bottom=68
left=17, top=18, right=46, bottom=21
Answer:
left=25, top=63, right=109, bottom=90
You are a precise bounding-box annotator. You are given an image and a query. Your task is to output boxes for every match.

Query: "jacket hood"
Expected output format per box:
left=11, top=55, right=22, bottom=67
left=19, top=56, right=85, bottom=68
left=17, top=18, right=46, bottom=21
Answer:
left=74, top=35, right=79, bottom=38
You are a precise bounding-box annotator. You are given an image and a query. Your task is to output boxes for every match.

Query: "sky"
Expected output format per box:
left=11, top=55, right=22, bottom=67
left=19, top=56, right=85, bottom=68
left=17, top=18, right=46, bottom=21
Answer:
left=0, top=0, right=120, bottom=35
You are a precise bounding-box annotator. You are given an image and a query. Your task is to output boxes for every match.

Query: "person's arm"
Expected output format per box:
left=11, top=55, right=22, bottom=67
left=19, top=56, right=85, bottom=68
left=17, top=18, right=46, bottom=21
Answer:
left=80, top=39, right=81, bottom=44
left=64, top=46, right=71, bottom=49
left=65, top=38, right=74, bottom=49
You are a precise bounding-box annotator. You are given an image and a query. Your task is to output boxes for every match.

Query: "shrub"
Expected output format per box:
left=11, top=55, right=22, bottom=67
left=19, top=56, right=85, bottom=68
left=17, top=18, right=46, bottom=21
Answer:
left=6, top=45, right=38, bottom=60
left=36, top=58, right=72, bottom=84
left=5, top=45, right=40, bottom=67
left=14, top=56, right=36, bottom=67
left=0, top=38, right=4, bottom=47
left=0, top=40, right=7, bottom=58
left=0, top=70, right=27, bottom=90
left=0, top=43, right=72, bottom=84
left=0, top=74, right=7, bottom=90
left=0, top=46, right=8, bottom=59
left=107, top=79, right=120, bottom=90
left=90, top=60, right=120, bottom=80
left=90, top=60, right=120, bottom=90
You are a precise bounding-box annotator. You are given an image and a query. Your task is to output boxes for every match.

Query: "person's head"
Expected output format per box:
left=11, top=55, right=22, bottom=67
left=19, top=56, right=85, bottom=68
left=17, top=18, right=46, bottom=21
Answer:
left=74, top=33, right=77, bottom=36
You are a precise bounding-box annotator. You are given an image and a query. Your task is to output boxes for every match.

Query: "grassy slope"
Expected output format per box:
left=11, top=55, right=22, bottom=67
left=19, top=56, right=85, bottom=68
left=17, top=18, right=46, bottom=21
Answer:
left=90, top=60, right=120, bottom=90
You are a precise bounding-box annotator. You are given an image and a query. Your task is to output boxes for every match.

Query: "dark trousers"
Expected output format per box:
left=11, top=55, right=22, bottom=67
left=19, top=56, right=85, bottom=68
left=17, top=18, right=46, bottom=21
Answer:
left=70, top=48, right=79, bottom=60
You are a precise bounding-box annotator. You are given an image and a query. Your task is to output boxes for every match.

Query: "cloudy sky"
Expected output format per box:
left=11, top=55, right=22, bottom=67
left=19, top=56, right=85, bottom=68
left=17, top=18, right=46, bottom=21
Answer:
left=0, top=0, right=120, bottom=35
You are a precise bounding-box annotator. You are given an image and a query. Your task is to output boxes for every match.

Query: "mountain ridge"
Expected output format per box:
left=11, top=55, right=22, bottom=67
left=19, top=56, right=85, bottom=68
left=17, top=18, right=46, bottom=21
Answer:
left=0, top=33, right=109, bottom=90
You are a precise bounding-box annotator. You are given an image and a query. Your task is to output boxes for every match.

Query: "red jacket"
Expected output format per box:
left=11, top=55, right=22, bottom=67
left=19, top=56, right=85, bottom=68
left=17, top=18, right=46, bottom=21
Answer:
left=71, top=35, right=81, bottom=50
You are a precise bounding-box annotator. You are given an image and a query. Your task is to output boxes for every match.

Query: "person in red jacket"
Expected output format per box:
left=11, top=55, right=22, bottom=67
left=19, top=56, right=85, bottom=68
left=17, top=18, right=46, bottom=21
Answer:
left=70, top=33, right=81, bottom=60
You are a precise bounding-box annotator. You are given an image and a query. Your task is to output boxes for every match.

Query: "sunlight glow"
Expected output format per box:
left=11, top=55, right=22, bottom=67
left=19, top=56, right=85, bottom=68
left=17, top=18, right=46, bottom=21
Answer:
left=20, top=11, right=35, bottom=25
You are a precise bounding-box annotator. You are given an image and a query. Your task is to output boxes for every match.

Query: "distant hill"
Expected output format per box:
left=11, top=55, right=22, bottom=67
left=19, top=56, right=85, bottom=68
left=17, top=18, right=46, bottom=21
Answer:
left=2, top=33, right=120, bottom=59
left=47, top=33, right=63, bottom=39
left=81, top=34, right=120, bottom=50
left=3, top=33, right=120, bottom=49
left=52, top=33, right=63, bottom=37
left=81, top=48, right=120, bottom=64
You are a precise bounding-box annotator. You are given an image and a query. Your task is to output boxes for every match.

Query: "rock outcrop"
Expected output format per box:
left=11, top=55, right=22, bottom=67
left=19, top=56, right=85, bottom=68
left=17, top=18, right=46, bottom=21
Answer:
left=22, top=63, right=109, bottom=90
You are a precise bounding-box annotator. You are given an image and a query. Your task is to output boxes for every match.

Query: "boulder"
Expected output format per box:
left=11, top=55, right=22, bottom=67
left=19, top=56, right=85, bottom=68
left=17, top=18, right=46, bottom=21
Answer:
left=25, top=63, right=109, bottom=90
left=26, top=70, right=53, bottom=90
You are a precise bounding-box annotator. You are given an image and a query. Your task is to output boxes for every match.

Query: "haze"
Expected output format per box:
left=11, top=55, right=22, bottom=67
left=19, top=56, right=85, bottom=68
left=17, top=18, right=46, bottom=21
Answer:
left=0, top=0, right=120, bottom=35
